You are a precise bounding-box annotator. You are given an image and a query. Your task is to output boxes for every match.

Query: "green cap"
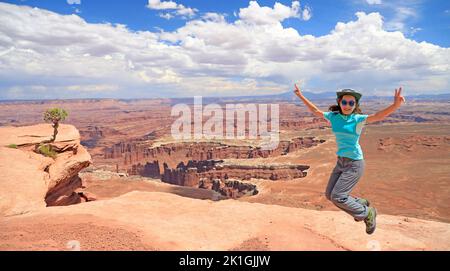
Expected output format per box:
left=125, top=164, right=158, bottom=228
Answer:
left=336, top=89, right=362, bottom=102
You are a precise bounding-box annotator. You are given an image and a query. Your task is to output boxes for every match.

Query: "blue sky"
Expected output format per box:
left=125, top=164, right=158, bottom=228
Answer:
left=4, top=0, right=449, bottom=46
left=0, top=0, right=449, bottom=99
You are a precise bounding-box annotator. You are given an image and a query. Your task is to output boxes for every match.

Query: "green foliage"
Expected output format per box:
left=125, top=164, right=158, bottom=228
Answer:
left=43, top=108, right=68, bottom=123
left=7, top=144, right=18, bottom=149
left=37, top=144, right=57, bottom=159
left=43, top=108, right=68, bottom=142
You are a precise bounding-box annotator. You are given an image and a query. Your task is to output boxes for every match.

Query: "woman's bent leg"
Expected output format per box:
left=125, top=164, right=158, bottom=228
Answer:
left=330, top=159, right=368, bottom=221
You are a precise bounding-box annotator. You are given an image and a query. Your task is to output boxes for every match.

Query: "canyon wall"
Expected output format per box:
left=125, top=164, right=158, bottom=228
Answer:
left=102, top=136, right=325, bottom=173
left=158, top=159, right=309, bottom=198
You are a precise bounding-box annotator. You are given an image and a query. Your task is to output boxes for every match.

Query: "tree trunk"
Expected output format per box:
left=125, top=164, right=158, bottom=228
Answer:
left=52, top=122, right=59, bottom=142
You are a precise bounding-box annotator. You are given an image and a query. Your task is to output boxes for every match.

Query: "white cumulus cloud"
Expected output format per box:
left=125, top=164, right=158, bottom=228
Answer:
left=147, top=0, right=197, bottom=18
left=0, top=2, right=449, bottom=99
left=238, top=1, right=311, bottom=25
left=385, top=6, right=418, bottom=34
left=302, top=6, right=312, bottom=21
left=366, top=0, right=382, bottom=5
left=67, top=0, right=81, bottom=5
left=159, top=13, right=174, bottom=20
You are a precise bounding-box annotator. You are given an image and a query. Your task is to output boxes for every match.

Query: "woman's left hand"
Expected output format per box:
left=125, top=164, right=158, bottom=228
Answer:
left=394, top=87, right=406, bottom=106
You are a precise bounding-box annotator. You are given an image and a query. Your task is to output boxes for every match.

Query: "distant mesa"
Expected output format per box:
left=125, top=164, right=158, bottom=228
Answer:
left=104, top=136, right=321, bottom=199
left=103, top=136, right=324, bottom=172
left=158, top=159, right=309, bottom=199
left=377, top=135, right=450, bottom=152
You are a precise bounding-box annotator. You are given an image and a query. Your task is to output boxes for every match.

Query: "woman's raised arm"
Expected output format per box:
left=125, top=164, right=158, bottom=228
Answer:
left=293, top=83, right=325, bottom=118
left=367, top=87, right=406, bottom=123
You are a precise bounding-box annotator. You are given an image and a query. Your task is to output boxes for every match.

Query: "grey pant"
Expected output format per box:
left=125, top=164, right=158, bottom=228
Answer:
left=325, top=156, right=369, bottom=221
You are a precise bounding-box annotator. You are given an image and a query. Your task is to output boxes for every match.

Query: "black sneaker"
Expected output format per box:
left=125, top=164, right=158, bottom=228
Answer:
left=364, top=207, right=377, bottom=235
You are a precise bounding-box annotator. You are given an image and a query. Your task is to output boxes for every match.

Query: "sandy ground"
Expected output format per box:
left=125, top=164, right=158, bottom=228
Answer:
left=1, top=191, right=449, bottom=251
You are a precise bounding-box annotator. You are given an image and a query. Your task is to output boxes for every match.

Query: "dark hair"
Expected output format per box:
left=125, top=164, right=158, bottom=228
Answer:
left=328, top=96, right=363, bottom=114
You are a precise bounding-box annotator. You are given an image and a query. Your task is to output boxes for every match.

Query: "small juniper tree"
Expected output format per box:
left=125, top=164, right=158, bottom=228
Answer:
left=43, top=108, right=68, bottom=142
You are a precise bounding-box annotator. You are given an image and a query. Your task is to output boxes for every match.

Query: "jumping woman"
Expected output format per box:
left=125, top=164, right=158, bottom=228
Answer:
left=294, top=83, right=405, bottom=234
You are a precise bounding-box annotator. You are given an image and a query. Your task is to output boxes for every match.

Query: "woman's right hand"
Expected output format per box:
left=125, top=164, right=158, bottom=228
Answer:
left=394, top=87, right=406, bottom=107
left=294, top=83, right=303, bottom=98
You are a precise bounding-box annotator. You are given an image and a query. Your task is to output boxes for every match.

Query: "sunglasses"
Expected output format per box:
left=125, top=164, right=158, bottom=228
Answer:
left=340, top=99, right=356, bottom=107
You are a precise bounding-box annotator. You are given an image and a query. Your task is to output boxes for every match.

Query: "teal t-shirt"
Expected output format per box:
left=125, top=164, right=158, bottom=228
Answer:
left=323, top=111, right=369, bottom=160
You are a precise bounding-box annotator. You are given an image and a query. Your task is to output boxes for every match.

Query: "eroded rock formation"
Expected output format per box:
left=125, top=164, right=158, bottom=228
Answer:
left=160, top=159, right=309, bottom=198
left=280, top=117, right=328, bottom=128
left=128, top=160, right=161, bottom=178
left=99, top=136, right=321, bottom=199
left=378, top=135, right=450, bottom=152
left=0, top=124, right=94, bottom=216
left=103, top=136, right=325, bottom=173
left=199, top=178, right=258, bottom=199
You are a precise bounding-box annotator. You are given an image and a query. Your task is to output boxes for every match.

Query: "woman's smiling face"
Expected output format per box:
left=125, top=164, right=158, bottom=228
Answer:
left=340, top=94, right=357, bottom=115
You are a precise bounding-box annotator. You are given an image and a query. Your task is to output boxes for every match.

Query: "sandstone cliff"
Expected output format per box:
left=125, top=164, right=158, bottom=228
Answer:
left=0, top=124, right=93, bottom=216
